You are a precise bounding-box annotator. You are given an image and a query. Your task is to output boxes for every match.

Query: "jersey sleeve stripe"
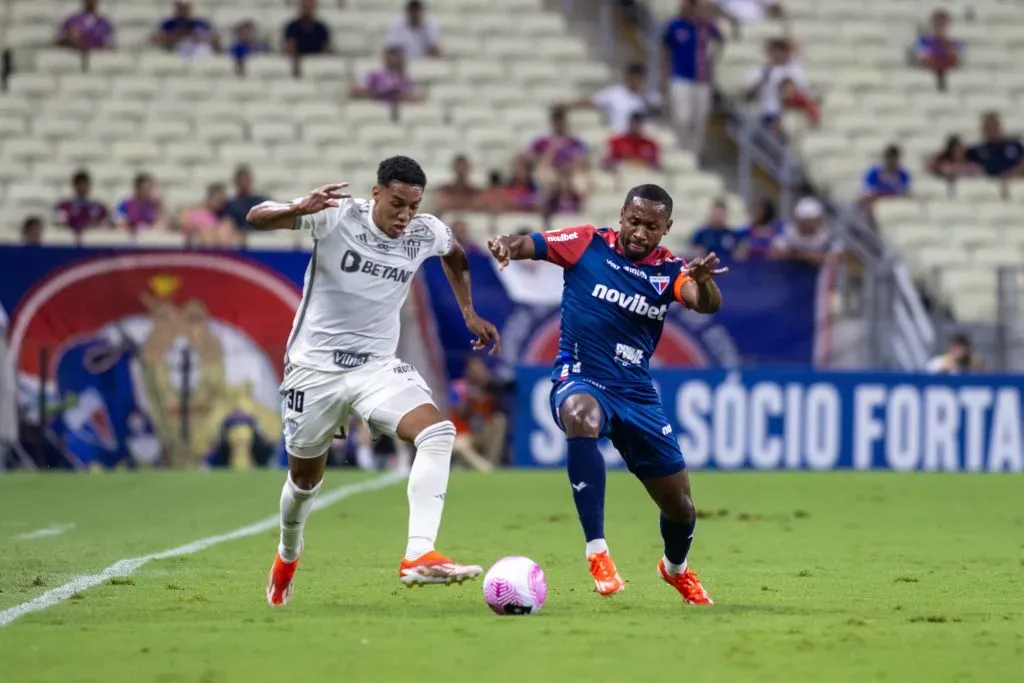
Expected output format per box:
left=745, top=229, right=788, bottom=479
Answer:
left=672, top=272, right=692, bottom=306
left=530, top=232, right=548, bottom=261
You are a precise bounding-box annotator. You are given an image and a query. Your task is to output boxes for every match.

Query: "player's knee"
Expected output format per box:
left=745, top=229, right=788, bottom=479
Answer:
left=288, top=454, right=326, bottom=490
left=560, top=402, right=602, bottom=438
left=661, top=492, right=695, bottom=526
left=414, top=420, right=456, bottom=450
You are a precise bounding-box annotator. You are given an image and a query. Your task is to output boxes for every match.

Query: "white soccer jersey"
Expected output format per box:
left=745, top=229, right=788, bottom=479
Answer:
left=285, top=198, right=454, bottom=372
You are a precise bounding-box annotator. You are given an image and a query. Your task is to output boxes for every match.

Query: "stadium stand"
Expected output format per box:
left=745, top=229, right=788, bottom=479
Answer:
left=646, top=0, right=1024, bottom=321
left=0, top=0, right=746, bottom=255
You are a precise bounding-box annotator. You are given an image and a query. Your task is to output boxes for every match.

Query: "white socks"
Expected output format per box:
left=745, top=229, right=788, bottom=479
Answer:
left=662, top=556, right=687, bottom=577
left=278, top=474, right=321, bottom=562
left=404, top=421, right=456, bottom=561
left=585, top=538, right=609, bottom=557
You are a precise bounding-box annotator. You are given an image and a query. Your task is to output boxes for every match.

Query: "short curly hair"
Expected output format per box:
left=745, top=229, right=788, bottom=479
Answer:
left=377, top=156, right=427, bottom=189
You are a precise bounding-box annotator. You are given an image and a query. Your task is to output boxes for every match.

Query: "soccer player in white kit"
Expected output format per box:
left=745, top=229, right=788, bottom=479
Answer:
left=247, top=156, right=501, bottom=606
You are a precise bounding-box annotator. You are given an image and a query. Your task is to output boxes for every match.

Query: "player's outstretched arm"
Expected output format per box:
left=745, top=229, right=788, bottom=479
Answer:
left=486, top=234, right=536, bottom=271
left=678, top=252, right=727, bottom=314
left=245, top=183, right=350, bottom=231
left=442, top=240, right=502, bottom=355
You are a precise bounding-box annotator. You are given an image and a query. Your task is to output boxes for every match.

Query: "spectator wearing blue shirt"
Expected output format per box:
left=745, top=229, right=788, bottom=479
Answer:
left=152, top=1, right=219, bottom=59
left=914, top=10, right=962, bottom=91
left=690, top=198, right=740, bottom=259
left=284, top=0, right=334, bottom=76
left=230, top=20, right=269, bottom=76
left=661, top=0, right=723, bottom=156
left=861, top=145, right=912, bottom=207
left=967, top=113, right=1024, bottom=199
left=735, top=197, right=783, bottom=261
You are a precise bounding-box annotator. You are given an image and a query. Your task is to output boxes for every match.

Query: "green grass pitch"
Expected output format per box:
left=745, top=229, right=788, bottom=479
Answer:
left=0, top=470, right=1022, bottom=682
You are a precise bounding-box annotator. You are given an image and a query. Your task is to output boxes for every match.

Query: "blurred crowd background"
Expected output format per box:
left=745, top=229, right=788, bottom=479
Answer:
left=0, top=0, right=1021, bottom=473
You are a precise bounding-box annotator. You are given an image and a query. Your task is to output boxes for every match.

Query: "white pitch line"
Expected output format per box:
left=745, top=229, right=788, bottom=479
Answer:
left=15, top=523, right=75, bottom=540
left=0, top=471, right=405, bottom=629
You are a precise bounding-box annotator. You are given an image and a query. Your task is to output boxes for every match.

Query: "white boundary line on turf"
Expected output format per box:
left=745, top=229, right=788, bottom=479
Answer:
left=15, top=523, right=75, bottom=540
left=0, top=472, right=405, bottom=629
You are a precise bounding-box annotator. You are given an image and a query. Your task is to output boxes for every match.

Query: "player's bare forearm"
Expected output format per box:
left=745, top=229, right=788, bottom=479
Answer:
left=246, top=200, right=300, bottom=231
left=441, top=241, right=476, bottom=318
left=681, top=279, right=722, bottom=314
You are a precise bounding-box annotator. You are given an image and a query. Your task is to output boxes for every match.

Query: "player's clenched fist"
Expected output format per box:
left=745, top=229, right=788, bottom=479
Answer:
left=487, top=236, right=512, bottom=271
left=294, top=183, right=352, bottom=214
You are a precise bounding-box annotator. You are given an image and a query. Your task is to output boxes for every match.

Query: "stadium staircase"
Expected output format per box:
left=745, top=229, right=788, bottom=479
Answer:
left=0, top=0, right=742, bottom=255
left=652, top=0, right=1024, bottom=324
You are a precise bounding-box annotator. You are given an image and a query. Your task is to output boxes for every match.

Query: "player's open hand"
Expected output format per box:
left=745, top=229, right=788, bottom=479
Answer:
left=465, top=312, right=502, bottom=355
left=487, top=237, right=511, bottom=271
left=295, top=183, right=351, bottom=215
left=684, top=252, right=729, bottom=283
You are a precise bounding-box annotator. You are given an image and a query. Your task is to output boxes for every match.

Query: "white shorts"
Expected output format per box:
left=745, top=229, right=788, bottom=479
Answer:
left=280, top=357, right=436, bottom=459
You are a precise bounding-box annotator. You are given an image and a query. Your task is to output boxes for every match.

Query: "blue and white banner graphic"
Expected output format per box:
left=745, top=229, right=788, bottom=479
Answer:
left=515, top=367, right=1024, bottom=472
left=417, top=246, right=833, bottom=380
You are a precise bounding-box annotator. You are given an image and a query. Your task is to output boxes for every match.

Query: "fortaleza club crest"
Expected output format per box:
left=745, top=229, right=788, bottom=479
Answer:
left=649, top=275, right=670, bottom=296
left=9, top=252, right=302, bottom=469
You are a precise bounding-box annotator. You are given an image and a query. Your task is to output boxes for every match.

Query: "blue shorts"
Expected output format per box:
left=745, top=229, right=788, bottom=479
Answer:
left=549, top=378, right=685, bottom=479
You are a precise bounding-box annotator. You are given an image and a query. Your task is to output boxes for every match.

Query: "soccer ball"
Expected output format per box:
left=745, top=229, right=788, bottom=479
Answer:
left=482, top=556, right=547, bottom=616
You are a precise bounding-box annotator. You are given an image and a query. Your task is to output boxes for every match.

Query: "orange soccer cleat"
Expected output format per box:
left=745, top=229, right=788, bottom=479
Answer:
left=266, top=551, right=300, bottom=606
left=657, top=559, right=713, bottom=605
left=588, top=550, right=626, bottom=596
left=399, top=550, right=483, bottom=587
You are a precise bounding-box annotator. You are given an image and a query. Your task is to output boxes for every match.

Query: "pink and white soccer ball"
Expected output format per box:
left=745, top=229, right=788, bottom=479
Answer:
left=482, top=556, right=548, bottom=615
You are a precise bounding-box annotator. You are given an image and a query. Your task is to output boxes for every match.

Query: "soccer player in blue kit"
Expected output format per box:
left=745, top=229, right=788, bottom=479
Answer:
left=488, top=185, right=725, bottom=605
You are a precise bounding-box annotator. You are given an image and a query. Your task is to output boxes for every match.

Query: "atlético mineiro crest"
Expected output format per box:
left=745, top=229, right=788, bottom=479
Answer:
left=650, top=275, right=670, bottom=296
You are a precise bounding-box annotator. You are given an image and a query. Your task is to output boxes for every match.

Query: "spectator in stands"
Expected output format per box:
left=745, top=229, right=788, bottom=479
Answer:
left=350, top=46, right=423, bottom=105
left=116, top=173, right=165, bottom=232
left=230, top=20, right=269, bottom=76
left=541, top=165, right=585, bottom=220
left=915, top=9, right=961, bottom=91
left=503, top=154, right=540, bottom=213
left=735, top=197, right=782, bottom=260
left=770, top=197, right=838, bottom=267
left=661, top=0, right=723, bottom=156
left=21, top=217, right=43, bottom=246
left=54, top=170, right=110, bottom=233
left=177, top=183, right=236, bottom=246
left=927, top=134, right=981, bottom=182
left=569, top=63, right=661, bottom=135
left=716, top=0, right=784, bottom=24
left=967, top=112, right=1024, bottom=198
left=860, top=145, right=912, bottom=207
left=56, top=0, right=116, bottom=52
left=926, top=332, right=983, bottom=374
left=153, top=1, right=219, bottom=58
left=223, top=166, right=267, bottom=231
left=746, top=37, right=806, bottom=132
left=526, top=106, right=589, bottom=192
left=690, top=198, right=740, bottom=259
left=436, top=155, right=482, bottom=214
left=772, top=76, right=819, bottom=132
left=449, top=357, right=507, bottom=472
left=284, top=0, right=334, bottom=76
left=385, top=0, right=442, bottom=60
left=604, top=112, right=661, bottom=170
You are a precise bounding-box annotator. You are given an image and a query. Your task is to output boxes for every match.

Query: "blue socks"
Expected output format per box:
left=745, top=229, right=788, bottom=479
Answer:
left=660, top=513, right=695, bottom=569
left=566, top=437, right=606, bottom=543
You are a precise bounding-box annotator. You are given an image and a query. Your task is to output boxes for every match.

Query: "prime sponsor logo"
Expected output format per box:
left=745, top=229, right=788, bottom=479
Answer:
left=340, top=250, right=413, bottom=283
left=591, top=284, right=668, bottom=320
left=547, top=232, right=578, bottom=243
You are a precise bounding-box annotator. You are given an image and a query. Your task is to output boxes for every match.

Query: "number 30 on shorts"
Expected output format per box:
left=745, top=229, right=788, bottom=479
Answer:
left=285, top=389, right=305, bottom=413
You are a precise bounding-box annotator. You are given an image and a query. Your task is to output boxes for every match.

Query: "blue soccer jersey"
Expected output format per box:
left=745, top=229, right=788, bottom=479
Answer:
left=530, top=224, right=692, bottom=387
